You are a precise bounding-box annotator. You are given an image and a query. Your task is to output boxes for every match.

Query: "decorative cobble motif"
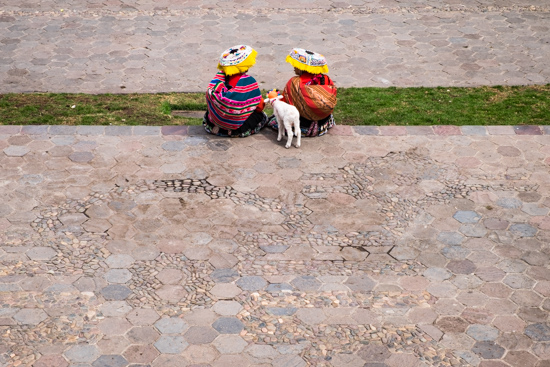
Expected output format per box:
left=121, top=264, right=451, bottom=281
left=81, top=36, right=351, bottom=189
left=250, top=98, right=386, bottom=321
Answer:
left=2, top=140, right=549, bottom=367
left=236, top=290, right=465, bottom=366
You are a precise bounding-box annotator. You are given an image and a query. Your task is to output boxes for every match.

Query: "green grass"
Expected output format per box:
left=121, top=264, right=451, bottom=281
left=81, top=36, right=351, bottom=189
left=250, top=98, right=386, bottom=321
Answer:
left=1, top=85, right=549, bottom=126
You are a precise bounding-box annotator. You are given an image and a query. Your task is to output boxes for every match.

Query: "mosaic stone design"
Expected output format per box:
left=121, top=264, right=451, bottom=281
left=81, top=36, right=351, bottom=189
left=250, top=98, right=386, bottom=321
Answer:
left=1, top=129, right=549, bottom=367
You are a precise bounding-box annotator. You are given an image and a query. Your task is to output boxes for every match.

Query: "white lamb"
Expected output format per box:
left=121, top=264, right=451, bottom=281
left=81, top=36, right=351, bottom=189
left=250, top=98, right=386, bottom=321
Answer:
left=264, top=93, right=301, bottom=149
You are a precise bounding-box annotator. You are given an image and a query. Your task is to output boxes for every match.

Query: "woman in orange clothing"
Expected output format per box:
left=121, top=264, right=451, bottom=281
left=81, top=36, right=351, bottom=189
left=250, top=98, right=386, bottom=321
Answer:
left=268, top=48, right=337, bottom=137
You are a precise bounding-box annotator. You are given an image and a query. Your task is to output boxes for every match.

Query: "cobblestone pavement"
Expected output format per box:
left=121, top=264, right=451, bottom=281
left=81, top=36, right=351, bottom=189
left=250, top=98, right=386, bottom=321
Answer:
left=1, top=0, right=550, bottom=93
left=0, top=124, right=549, bottom=366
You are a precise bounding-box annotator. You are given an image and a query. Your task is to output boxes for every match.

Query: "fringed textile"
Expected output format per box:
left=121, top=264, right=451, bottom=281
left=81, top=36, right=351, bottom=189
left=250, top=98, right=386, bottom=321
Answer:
left=206, top=71, right=262, bottom=131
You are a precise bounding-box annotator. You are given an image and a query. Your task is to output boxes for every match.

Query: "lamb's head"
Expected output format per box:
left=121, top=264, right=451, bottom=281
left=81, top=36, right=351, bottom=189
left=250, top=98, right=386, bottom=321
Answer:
left=264, top=89, right=283, bottom=104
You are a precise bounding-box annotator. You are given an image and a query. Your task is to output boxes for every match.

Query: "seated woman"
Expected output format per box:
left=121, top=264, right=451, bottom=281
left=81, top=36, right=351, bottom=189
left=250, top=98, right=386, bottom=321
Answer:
left=204, top=45, right=267, bottom=137
left=268, top=48, right=337, bottom=137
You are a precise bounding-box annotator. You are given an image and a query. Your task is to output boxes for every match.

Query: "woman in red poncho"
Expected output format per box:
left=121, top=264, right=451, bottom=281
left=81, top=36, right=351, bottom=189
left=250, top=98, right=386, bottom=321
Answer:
left=267, top=48, right=337, bottom=137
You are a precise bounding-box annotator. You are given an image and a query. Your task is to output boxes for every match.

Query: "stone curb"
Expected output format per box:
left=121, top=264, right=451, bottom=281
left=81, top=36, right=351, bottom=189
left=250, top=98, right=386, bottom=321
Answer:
left=0, top=125, right=548, bottom=136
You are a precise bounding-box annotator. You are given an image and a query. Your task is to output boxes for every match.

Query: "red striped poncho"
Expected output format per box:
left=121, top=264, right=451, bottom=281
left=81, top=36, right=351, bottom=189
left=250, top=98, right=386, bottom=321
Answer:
left=206, top=72, right=262, bottom=131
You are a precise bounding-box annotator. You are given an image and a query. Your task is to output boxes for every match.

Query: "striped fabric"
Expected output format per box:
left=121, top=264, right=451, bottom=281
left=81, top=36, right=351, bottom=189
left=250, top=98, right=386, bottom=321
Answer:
left=206, top=72, right=262, bottom=130
left=284, top=74, right=337, bottom=122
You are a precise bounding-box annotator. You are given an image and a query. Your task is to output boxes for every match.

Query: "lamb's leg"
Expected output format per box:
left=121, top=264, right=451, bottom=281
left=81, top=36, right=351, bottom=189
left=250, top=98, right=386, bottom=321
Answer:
left=277, top=115, right=283, bottom=142
left=285, top=121, right=293, bottom=149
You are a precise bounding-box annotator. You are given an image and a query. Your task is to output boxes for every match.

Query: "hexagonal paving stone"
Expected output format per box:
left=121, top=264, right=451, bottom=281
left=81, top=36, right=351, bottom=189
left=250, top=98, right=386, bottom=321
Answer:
left=184, top=309, right=218, bottom=326
left=291, top=276, right=321, bottom=291
left=212, top=334, right=248, bottom=354
left=13, top=308, right=48, bottom=325
left=26, top=247, right=57, bottom=261
left=266, top=283, right=294, bottom=293
left=127, top=308, right=160, bottom=326
left=99, top=301, right=133, bottom=317
left=209, top=283, right=242, bottom=299
left=98, top=317, right=132, bottom=336
left=272, top=354, right=307, bottom=367
left=19, top=174, right=43, bottom=186
left=208, top=252, right=239, bottom=269
left=34, top=354, right=69, bottom=367
left=459, top=224, right=487, bottom=237
left=504, top=351, right=539, bottom=367
left=522, top=203, right=550, bottom=216
left=212, top=317, right=244, bottom=334
left=437, top=231, right=465, bottom=245
left=357, top=344, right=391, bottom=362
left=184, top=326, right=219, bottom=344
left=4, top=145, right=30, bottom=157
left=155, top=284, right=187, bottom=302
left=101, top=284, right=132, bottom=300
left=91, top=355, right=128, bottom=367
left=525, top=323, right=550, bottom=341
left=493, top=315, right=526, bottom=332
left=236, top=276, right=267, bottom=291
left=497, top=197, right=522, bottom=209
left=344, top=275, right=376, bottom=292
left=123, top=344, right=159, bottom=364
left=155, top=268, right=185, bottom=284
left=212, top=301, right=243, bottom=316
left=267, top=307, right=298, bottom=316
left=423, top=267, right=452, bottom=282
left=69, top=151, right=94, bottom=163
left=105, top=254, right=135, bottom=268
left=83, top=218, right=112, bottom=233
left=442, top=246, right=471, bottom=260
left=447, top=259, right=477, bottom=275
left=155, top=317, right=189, bottom=334
left=182, top=344, right=218, bottom=364
left=155, top=335, right=189, bottom=354
left=509, top=223, right=538, bottom=237
left=296, top=308, right=327, bottom=325
left=502, top=274, right=536, bottom=289
left=64, top=344, right=101, bottom=363
left=388, top=246, right=419, bottom=261
left=210, top=269, right=239, bottom=283
left=127, top=326, right=160, bottom=344
left=451, top=274, right=483, bottom=289
left=483, top=218, right=509, bottom=230
left=472, top=341, right=506, bottom=359
left=104, top=269, right=132, bottom=284
left=453, top=210, right=482, bottom=223
left=466, top=324, right=500, bottom=341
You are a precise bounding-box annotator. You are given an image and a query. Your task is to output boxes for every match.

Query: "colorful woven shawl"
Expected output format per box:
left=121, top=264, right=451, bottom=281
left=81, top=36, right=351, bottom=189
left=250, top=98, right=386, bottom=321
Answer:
left=284, top=74, right=337, bottom=121
left=206, top=71, right=262, bottom=130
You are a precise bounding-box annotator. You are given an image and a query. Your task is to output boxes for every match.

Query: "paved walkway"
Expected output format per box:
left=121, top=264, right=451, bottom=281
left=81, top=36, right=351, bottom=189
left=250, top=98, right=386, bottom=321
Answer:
left=1, top=1, right=549, bottom=93
left=2, top=2, right=550, bottom=367
left=0, top=124, right=549, bottom=367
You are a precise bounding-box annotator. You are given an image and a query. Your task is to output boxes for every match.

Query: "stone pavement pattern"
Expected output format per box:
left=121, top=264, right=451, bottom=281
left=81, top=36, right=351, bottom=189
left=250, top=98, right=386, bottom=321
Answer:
left=1, top=0, right=550, bottom=93
left=1, top=124, right=550, bottom=366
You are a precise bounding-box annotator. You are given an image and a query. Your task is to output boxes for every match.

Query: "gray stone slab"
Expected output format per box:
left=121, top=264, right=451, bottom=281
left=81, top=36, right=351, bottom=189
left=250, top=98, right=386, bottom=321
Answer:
left=236, top=276, right=267, bottom=291
left=100, top=284, right=132, bottom=300
left=133, top=126, right=161, bottom=135
left=212, top=317, right=244, bottom=334
left=154, top=335, right=188, bottom=354
left=49, top=126, right=78, bottom=135
left=3, top=145, right=30, bottom=157
left=77, top=126, right=105, bottom=135
left=21, top=125, right=48, bottom=135
left=105, top=126, right=132, bottom=136
left=461, top=126, right=487, bottom=136
left=155, top=317, right=189, bottom=334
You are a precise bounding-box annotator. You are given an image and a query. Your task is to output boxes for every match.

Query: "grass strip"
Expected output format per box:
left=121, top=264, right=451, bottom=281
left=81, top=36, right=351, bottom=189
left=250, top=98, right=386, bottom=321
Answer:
left=1, top=85, right=549, bottom=126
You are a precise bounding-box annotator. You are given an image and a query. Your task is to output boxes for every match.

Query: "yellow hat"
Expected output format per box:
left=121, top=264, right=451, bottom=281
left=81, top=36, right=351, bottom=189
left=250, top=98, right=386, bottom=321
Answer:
left=285, top=48, right=329, bottom=74
left=217, top=45, right=257, bottom=76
